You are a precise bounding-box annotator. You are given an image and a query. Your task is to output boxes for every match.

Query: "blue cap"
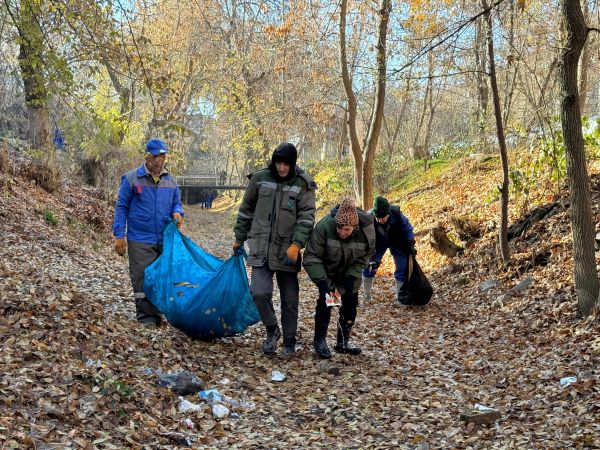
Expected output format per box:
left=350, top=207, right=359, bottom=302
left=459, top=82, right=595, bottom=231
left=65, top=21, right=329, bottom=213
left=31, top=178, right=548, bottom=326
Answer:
left=145, top=138, right=168, bottom=155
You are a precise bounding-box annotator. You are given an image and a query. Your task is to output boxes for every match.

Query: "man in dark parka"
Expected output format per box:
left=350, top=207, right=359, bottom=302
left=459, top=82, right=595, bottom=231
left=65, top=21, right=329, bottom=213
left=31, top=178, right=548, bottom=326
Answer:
left=233, top=143, right=317, bottom=356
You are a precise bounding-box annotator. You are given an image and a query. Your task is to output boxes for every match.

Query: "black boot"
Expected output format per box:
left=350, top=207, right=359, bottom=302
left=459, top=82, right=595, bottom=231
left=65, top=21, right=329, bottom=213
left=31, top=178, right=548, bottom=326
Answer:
left=314, top=337, right=331, bottom=359
left=313, top=323, right=331, bottom=359
left=262, top=325, right=280, bottom=355
left=334, top=324, right=362, bottom=355
left=395, top=280, right=411, bottom=306
left=282, top=337, right=296, bottom=357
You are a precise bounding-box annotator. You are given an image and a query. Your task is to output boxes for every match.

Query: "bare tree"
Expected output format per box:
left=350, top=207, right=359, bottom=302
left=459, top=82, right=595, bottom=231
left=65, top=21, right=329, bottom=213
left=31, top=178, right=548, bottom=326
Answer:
left=559, top=0, right=599, bottom=316
left=339, top=0, right=391, bottom=209
left=482, top=0, right=510, bottom=262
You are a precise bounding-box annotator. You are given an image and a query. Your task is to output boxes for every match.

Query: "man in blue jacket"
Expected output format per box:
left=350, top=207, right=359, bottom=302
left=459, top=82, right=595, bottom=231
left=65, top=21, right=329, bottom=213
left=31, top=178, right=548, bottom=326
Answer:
left=362, top=196, right=416, bottom=306
left=113, top=138, right=184, bottom=326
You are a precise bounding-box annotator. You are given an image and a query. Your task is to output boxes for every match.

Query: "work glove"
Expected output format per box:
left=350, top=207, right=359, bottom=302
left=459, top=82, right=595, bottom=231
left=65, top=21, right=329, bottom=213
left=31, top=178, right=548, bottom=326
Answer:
left=232, top=240, right=244, bottom=255
left=408, top=239, right=417, bottom=256
left=284, top=243, right=301, bottom=265
left=316, top=279, right=331, bottom=300
left=172, top=212, right=184, bottom=230
left=115, top=238, right=127, bottom=256
left=366, top=260, right=381, bottom=274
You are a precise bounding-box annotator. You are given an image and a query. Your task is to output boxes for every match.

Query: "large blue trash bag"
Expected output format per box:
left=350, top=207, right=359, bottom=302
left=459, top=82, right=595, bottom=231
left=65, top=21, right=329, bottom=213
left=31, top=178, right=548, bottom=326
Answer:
left=144, top=221, right=260, bottom=338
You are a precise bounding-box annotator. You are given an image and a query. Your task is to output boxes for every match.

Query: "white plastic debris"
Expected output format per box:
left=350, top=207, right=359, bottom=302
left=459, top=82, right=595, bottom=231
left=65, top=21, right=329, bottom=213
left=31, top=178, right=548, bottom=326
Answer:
left=178, top=397, right=204, bottom=413
left=271, top=370, right=287, bottom=382
left=183, top=418, right=195, bottom=429
left=560, top=376, right=577, bottom=388
left=211, top=403, right=230, bottom=419
left=474, top=403, right=495, bottom=412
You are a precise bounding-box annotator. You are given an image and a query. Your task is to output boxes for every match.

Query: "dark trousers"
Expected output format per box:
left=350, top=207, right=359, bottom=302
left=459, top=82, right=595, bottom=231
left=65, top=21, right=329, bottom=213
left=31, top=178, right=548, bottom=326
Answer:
left=314, top=277, right=361, bottom=339
left=250, top=264, right=299, bottom=342
left=128, top=241, right=163, bottom=322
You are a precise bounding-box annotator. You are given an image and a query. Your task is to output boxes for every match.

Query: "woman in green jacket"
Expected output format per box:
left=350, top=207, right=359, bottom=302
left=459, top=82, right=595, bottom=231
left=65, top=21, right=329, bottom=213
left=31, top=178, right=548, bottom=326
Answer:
left=303, top=197, right=375, bottom=359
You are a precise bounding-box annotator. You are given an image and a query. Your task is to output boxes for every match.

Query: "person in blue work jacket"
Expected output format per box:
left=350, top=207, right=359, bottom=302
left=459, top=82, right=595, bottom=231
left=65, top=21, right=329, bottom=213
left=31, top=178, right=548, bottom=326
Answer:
left=362, top=196, right=416, bottom=306
left=113, top=138, right=184, bottom=326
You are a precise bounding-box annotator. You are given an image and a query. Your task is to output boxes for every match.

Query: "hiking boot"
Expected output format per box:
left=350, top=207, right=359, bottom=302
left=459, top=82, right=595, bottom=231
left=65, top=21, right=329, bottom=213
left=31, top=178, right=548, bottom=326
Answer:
left=262, top=325, right=281, bottom=355
left=313, top=338, right=331, bottom=359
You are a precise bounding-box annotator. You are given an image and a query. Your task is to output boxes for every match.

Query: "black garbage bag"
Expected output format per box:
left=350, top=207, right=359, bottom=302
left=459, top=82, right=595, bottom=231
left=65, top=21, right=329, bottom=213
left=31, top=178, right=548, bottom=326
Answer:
left=405, top=255, right=433, bottom=306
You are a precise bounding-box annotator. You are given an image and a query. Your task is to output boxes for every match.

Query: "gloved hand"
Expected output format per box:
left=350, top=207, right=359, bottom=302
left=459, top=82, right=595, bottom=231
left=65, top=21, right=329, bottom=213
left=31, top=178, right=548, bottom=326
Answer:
left=232, top=240, right=244, bottom=255
left=367, top=260, right=381, bottom=273
left=408, top=239, right=417, bottom=256
left=343, top=275, right=358, bottom=296
left=316, top=279, right=331, bottom=300
left=115, top=238, right=127, bottom=256
left=172, top=212, right=184, bottom=229
left=284, top=243, right=301, bottom=265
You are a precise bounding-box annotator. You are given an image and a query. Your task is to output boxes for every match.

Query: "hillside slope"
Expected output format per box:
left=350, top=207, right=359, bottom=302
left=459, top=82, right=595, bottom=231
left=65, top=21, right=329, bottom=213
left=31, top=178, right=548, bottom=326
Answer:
left=1, top=153, right=599, bottom=449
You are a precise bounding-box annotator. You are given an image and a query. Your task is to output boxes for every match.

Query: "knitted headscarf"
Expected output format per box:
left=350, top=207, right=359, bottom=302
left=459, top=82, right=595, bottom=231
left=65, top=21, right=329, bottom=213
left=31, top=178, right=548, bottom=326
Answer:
left=335, top=197, right=359, bottom=228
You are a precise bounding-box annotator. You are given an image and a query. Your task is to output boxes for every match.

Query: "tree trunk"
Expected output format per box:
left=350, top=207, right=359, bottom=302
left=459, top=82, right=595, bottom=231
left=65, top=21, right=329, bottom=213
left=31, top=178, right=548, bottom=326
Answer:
left=411, top=54, right=433, bottom=159
left=559, top=0, right=599, bottom=317
left=361, top=0, right=391, bottom=209
left=339, top=0, right=390, bottom=209
left=339, top=0, right=363, bottom=201
left=17, top=0, right=57, bottom=191
left=474, top=18, right=489, bottom=148
left=502, top=0, right=518, bottom=130
left=578, top=0, right=595, bottom=114
left=483, top=0, right=510, bottom=262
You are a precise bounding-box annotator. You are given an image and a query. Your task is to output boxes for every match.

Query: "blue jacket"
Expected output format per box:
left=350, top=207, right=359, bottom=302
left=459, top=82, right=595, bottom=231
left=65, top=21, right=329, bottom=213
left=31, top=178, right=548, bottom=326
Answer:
left=113, top=164, right=184, bottom=244
left=371, top=205, right=414, bottom=253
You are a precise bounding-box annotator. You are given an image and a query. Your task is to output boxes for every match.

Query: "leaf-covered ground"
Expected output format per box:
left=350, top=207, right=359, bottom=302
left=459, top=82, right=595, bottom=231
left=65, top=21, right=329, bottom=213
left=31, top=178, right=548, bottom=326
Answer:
left=1, top=162, right=599, bottom=449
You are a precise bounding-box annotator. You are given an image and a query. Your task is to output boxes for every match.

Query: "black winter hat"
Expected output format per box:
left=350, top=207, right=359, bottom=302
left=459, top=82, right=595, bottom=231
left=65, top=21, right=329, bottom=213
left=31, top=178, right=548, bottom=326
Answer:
left=271, top=143, right=297, bottom=168
left=373, top=196, right=391, bottom=218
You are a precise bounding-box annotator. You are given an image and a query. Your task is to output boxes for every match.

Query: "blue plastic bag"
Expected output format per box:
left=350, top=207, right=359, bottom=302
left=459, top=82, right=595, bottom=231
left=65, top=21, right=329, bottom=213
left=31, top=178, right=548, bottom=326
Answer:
left=144, top=222, right=260, bottom=337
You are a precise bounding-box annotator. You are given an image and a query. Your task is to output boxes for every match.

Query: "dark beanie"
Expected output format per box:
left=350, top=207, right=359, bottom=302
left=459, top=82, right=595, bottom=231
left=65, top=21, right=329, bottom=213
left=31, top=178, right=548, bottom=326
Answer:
left=373, top=196, right=391, bottom=218
left=271, top=143, right=297, bottom=168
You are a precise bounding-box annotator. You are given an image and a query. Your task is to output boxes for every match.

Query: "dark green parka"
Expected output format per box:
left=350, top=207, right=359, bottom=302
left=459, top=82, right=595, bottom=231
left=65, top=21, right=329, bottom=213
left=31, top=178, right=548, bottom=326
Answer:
left=234, top=167, right=317, bottom=271
left=303, top=206, right=376, bottom=285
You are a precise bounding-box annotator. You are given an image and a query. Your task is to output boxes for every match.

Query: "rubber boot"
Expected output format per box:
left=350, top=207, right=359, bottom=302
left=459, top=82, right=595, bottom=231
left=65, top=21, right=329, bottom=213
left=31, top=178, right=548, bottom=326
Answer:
left=313, top=324, right=331, bottom=359
left=262, top=325, right=280, bottom=354
left=334, top=323, right=362, bottom=355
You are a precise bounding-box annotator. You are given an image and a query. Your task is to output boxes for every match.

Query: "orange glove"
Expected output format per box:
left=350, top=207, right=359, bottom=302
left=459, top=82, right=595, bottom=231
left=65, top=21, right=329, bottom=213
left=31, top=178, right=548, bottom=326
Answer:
left=233, top=240, right=244, bottom=255
left=173, top=212, right=184, bottom=229
left=115, top=238, right=127, bottom=256
left=285, top=243, right=301, bottom=265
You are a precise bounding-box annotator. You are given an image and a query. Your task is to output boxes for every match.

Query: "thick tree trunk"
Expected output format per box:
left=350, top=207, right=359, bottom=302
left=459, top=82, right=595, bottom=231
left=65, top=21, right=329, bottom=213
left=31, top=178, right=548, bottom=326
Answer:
left=361, top=0, right=391, bottom=210
left=340, top=0, right=390, bottom=208
left=17, top=0, right=58, bottom=192
left=339, top=0, right=363, bottom=201
left=559, top=0, right=599, bottom=317
left=483, top=0, right=510, bottom=262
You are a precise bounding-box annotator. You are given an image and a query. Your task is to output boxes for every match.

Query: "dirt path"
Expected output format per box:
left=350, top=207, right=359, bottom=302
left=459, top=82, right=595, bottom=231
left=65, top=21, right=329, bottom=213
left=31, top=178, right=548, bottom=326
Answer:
left=169, top=206, right=599, bottom=448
